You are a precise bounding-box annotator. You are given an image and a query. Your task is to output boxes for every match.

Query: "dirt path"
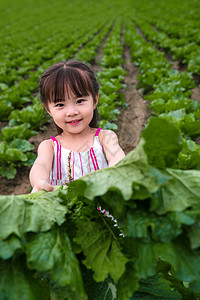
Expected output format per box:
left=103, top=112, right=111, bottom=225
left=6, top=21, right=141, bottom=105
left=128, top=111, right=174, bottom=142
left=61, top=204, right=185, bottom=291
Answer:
left=116, top=44, right=149, bottom=154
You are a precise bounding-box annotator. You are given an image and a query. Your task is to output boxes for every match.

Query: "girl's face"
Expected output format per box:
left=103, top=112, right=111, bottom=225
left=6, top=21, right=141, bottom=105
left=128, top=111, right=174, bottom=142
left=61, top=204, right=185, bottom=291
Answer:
left=46, top=89, right=98, bottom=135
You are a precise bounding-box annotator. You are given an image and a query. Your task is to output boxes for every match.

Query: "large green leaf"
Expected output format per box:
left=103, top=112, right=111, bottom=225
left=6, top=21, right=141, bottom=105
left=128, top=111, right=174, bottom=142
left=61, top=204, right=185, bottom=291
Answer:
left=151, top=168, right=200, bottom=214
left=25, top=225, right=86, bottom=298
left=0, top=191, right=67, bottom=240
left=74, top=206, right=128, bottom=283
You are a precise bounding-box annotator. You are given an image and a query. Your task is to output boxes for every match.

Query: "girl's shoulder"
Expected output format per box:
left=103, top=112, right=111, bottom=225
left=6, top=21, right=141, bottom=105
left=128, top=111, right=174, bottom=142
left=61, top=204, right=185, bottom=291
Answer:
left=98, top=129, right=119, bottom=146
left=37, top=138, right=54, bottom=153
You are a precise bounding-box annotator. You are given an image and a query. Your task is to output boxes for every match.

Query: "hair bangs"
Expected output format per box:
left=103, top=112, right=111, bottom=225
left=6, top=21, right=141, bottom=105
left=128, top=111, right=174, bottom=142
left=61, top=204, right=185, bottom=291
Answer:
left=64, top=68, right=92, bottom=100
left=43, top=67, right=96, bottom=104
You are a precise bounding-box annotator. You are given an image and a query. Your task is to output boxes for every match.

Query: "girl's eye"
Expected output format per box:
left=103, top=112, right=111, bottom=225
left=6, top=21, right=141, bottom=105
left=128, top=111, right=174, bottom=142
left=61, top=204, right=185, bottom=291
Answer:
left=55, top=103, right=64, bottom=107
left=77, top=99, right=84, bottom=104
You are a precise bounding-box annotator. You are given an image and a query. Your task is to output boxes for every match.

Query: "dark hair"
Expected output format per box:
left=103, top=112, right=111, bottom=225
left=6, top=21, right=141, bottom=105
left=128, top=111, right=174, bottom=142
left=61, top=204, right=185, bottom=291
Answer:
left=39, top=60, right=100, bottom=132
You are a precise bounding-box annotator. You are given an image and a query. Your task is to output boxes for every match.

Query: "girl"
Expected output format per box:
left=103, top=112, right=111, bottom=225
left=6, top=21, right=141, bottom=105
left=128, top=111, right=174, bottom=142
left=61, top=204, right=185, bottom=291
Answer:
left=30, top=60, right=125, bottom=193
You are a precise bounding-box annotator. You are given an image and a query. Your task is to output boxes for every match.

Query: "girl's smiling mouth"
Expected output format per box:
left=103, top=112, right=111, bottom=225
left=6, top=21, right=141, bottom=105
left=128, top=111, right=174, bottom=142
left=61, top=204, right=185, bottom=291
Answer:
left=67, top=119, right=82, bottom=125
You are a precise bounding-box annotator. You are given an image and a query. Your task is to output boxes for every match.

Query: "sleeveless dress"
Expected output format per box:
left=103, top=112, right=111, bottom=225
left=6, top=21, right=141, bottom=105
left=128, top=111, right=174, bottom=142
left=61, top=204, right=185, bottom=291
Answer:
left=50, top=127, right=108, bottom=186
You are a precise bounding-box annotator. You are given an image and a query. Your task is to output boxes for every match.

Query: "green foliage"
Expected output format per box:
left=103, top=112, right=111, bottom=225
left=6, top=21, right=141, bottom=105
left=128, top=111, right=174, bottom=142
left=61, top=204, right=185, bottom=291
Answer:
left=0, top=124, right=37, bottom=142
left=8, top=99, right=49, bottom=130
left=0, top=100, right=12, bottom=120
left=0, top=139, right=36, bottom=179
left=1, top=120, right=200, bottom=298
left=141, top=118, right=182, bottom=169
left=178, top=139, right=200, bottom=170
left=131, top=274, right=182, bottom=299
left=0, top=258, right=47, bottom=300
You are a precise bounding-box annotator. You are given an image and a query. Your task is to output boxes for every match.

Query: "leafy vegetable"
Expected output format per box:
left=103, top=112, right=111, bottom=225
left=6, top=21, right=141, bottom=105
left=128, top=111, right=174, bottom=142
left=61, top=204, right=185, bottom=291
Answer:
left=1, top=118, right=200, bottom=298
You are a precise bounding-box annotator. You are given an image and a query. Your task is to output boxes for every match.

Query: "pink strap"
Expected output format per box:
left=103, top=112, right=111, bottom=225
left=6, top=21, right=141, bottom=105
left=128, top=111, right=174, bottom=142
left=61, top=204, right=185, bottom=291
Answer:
left=92, top=147, right=99, bottom=170
left=95, top=127, right=102, bottom=137
left=90, top=147, right=100, bottom=170
left=90, top=148, right=97, bottom=170
left=51, top=136, right=62, bottom=180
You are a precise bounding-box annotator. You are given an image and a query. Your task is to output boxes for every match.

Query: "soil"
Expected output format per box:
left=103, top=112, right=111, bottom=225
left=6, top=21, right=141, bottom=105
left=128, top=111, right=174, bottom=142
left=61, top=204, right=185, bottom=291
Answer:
left=191, top=86, right=200, bottom=102
left=0, top=44, right=149, bottom=196
left=116, top=44, right=150, bottom=153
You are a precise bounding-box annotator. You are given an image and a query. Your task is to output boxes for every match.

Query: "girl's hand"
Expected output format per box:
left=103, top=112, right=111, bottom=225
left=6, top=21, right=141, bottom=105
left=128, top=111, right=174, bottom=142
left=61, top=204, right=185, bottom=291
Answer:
left=31, top=180, right=55, bottom=193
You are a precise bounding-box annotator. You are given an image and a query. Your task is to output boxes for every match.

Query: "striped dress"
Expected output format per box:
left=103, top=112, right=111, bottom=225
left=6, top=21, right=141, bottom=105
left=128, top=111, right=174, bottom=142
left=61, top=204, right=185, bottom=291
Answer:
left=50, top=127, right=108, bottom=186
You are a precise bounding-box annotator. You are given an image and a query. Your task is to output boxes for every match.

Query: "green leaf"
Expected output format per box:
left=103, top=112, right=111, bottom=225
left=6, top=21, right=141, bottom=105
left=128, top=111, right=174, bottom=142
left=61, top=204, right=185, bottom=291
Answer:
left=116, top=262, right=139, bottom=300
left=178, top=139, right=200, bottom=170
left=25, top=226, right=86, bottom=298
left=74, top=206, right=128, bottom=283
left=151, top=168, right=200, bottom=214
left=0, top=257, right=47, bottom=300
left=0, top=164, right=17, bottom=179
left=0, top=124, right=37, bottom=142
left=0, top=235, right=22, bottom=259
left=131, top=275, right=181, bottom=299
left=0, top=83, right=8, bottom=90
left=0, top=100, right=12, bottom=120
left=8, top=101, right=48, bottom=130
left=0, top=142, right=27, bottom=165
left=80, top=264, right=117, bottom=300
left=187, top=220, right=200, bottom=249
left=133, top=238, right=200, bottom=290
left=141, top=118, right=182, bottom=168
left=9, top=139, right=34, bottom=152
left=103, top=121, right=118, bottom=130
left=0, top=191, right=67, bottom=240
left=119, top=208, right=182, bottom=242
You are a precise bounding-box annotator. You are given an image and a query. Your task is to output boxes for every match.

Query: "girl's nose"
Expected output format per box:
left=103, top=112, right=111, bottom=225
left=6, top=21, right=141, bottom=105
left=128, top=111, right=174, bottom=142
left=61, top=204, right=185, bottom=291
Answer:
left=65, top=104, right=78, bottom=116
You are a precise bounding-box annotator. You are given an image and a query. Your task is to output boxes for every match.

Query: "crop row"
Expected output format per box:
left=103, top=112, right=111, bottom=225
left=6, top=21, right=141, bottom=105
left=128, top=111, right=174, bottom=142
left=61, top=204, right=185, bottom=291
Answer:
left=124, top=18, right=200, bottom=170
left=131, top=0, right=200, bottom=44
left=134, top=17, right=200, bottom=76
left=0, top=20, right=107, bottom=119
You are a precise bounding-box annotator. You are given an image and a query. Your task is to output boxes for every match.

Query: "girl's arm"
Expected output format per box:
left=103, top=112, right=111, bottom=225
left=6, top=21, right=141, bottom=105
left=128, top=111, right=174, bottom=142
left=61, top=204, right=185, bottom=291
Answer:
left=29, top=139, right=55, bottom=193
left=100, top=130, right=125, bottom=167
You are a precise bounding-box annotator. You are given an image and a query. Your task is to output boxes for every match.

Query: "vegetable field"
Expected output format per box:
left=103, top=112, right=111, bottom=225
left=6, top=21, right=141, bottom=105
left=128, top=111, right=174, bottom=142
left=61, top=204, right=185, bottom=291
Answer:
left=1, top=0, right=200, bottom=299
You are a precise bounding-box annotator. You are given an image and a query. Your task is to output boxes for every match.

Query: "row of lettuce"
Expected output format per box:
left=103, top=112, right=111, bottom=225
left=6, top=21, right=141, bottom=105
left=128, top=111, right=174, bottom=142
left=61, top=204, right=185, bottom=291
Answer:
left=124, top=16, right=200, bottom=171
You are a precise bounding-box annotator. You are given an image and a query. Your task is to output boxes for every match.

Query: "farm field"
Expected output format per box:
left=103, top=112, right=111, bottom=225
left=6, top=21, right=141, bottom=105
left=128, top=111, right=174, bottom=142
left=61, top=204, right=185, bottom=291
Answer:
left=1, top=0, right=200, bottom=299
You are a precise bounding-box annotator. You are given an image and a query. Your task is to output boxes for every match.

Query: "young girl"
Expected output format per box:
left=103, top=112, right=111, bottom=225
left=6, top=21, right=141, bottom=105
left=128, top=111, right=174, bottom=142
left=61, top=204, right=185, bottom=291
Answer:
left=30, top=60, right=125, bottom=193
